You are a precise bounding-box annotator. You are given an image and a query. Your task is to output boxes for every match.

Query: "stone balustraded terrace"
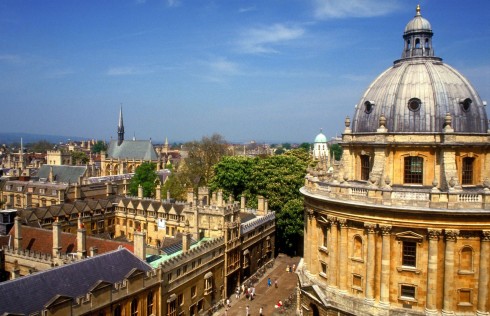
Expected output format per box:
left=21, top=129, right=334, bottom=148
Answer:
left=303, top=174, right=490, bottom=211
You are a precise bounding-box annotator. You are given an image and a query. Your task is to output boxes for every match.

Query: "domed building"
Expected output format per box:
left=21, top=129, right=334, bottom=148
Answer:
left=299, top=6, right=490, bottom=316
left=313, top=129, right=329, bottom=160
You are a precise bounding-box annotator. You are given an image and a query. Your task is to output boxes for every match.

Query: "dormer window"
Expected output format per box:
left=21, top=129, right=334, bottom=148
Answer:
left=364, top=101, right=375, bottom=114
left=460, top=98, right=472, bottom=112
left=408, top=98, right=421, bottom=112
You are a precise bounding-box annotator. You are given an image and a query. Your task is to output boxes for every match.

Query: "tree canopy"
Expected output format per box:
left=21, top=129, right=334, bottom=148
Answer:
left=91, top=141, right=107, bottom=153
left=71, top=151, right=88, bottom=165
left=129, top=162, right=158, bottom=198
left=209, top=148, right=310, bottom=255
left=330, top=143, right=343, bottom=160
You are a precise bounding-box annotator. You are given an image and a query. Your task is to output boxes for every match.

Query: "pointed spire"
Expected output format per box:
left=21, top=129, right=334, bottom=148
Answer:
left=117, top=104, right=125, bottom=146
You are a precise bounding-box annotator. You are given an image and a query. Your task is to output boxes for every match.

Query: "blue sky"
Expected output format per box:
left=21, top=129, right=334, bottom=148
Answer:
left=1, top=0, right=489, bottom=144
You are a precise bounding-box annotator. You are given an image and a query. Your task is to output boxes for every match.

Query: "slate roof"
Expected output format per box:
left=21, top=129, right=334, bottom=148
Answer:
left=8, top=226, right=134, bottom=254
left=0, top=248, right=152, bottom=315
left=106, top=140, right=158, bottom=160
left=37, top=165, right=87, bottom=184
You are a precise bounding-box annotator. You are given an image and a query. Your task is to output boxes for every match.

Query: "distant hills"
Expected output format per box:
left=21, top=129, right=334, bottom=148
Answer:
left=0, top=133, right=87, bottom=145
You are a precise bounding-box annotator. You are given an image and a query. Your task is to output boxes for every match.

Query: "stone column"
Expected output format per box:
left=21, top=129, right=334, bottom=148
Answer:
left=379, top=225, right=392, bottom=307
left=328, top=216, right=338, bottom=288
left=442, top=229, right=459, bottom=316
left=77, top=216, right=87, bottom=259
left=364, top=222, right=376, bottom=303
left=477, top=230, right=490, bottom=315
left=426, top=229, right=441, bottom=315
left=14, top=216, right=22, bottom=251
left=305, top=209, right=314, bottom=272
left=338, top=218, right=348, bottom=292
left=52, top=218, right=62, bottom=258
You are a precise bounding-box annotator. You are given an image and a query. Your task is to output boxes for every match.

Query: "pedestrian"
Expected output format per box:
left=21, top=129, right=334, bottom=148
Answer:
left=292, top=263, right=296, bottom=272
left=252, top=287, right=256, bottom=300
left=286, top=264, right=290, bottom=273
left=226, top=298, right=231, bottom=307
left=246, top=305, right=250, bottom=316
left=242, top=283, right=245, bottom=295
left=267, top=277, right=271, bottom=287
left=259, top=306, right=263, bottom=316
left=236, top=286, right=240, bottom=299
left=275, top=280, right=278, bottom=288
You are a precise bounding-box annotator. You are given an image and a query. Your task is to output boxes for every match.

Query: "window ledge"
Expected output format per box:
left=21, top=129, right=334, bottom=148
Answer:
left=319, top=272, right=327, bottom=279
left=350, top=257, right=364, bottom=263
left=398, top=296, right=417, bottom=303
left=458, top=270, right=475, bottom=275
left=397, top=266, right=421, bottom=274
left=318, top=246, right=328, bottom=254
left=457, top=302, right=473, bottom=307
left=351, top=285, right=363, bottom=292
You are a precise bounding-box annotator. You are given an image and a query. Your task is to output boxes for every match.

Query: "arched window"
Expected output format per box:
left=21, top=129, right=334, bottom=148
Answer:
left=360, top=155, right=370, bottom=181
left=459, top=246, right=474, bottom=272
left=353, top=236, right=363, bottom=260
left=407, top=39, right=411, bottom=49
left=147, top=291, right=154, bottom=315
left=462, top=157, right=475, bottom=185
left=425, top=39, right=429, bottom=48
left=404, top=157, right=423, bottom=184
left=415, top=38, right=421, bottom=48
left=131, top=298, right=138, bottom=316
left=113, top=306, right=121, bottom=316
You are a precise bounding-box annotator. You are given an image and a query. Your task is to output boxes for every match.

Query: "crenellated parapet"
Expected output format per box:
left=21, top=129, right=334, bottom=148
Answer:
left=241, top=212, right=276, bottom=234
left=159, top=237, right=224, bottom=271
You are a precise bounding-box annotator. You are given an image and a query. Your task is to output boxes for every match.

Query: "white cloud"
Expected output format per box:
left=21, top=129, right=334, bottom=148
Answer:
left=167, top=0, right=181, bottom=7
left=207, top=58, right=239, bottom=75
left=0, top=54, right=22, bottom=64
left=238, top=6, right=256, bottom=13
left=106, top=66, right=154, bottom=76
left=312, top=0, right=401, bottom=19
left=237, top=24, right=305, bottom=54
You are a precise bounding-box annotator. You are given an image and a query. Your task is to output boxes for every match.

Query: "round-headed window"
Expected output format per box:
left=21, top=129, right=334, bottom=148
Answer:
left=408, top=98, right=421, bottom=112
left=461, top=98, right=472, bottom=112
left=364, top=101, right=374, bottom=114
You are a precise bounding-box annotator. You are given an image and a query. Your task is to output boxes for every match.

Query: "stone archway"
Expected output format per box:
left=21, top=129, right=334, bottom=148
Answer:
left=310, top=303, right=320, bottom=316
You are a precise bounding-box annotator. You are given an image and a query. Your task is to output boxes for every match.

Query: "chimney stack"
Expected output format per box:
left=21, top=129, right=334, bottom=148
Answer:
left=217, top=190, right=223, bottom=207
left=155, top=184, right=161, bottom=200
left=52, top=218, right=62, bottom=258
left=187, top=188, right=194, bottom=204
left=77, top=216, right=86, bottom=259
left=182, top=220, right=192, bottom=254
left=257, top=196, right=265, bottom=214
left=133, top=230, right=146, bottom=261
left=241, top=195, right=246, bottom=211
left=167, top=190, right=171, bottom=201
left=265, top=199, right=269, bottom=213
left=138, top=184, right=143, bottom=199
left=14, top=216, right=22, bottom=250
left=89, top=247, right=98, bottom=257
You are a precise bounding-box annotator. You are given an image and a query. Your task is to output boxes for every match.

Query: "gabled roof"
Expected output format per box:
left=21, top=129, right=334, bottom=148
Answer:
left=37, top=165, right=87, bottom=184
left=0, top=248, right=152, bottom=315
left=106, top=140, right=158, bottom=160
left=8, top=226, right=134, bottom=254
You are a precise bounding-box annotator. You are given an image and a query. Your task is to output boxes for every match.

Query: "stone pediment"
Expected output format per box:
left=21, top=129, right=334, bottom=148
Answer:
left=395, top=231, right=424, bottom=241
left=44, top=294, right=73, bottom=310
left=89, top=280, right=113, bottom=292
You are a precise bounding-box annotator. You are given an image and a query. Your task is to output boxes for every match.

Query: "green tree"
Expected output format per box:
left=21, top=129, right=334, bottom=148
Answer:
left=129, top=162, right=158, bottom=198
left=91, top=141, right=107, bottom=153
left=209, top=156, right=255, bottom=199
left=71, top=151, right=89, bottom=165
left=330, top=143, right=343, bottom=160
left=299, top=142, right=311, bottom=151
left=276, top=198, right=304, bottom=255
left=161, top=172, right=188, bottom=201
left=182, top=134, right=228, bottom=188
left=28, top=140, right=55, bottom=153
left=274, top=148, right=285, bottom=155
left=282, top=143, right=291, bottom=150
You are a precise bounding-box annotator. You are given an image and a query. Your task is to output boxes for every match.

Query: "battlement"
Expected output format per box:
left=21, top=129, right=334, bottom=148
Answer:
left=241, top=211, right=275, bottom=234
left=159, top=237, right=224, bottom=271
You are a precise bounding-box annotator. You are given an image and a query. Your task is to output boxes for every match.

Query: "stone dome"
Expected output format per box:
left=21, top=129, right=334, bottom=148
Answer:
left=314, top=130, right=327, bottom=143
left=351, top=6, right=488, bottom=134
left=404, top=5, right=432, bottom=34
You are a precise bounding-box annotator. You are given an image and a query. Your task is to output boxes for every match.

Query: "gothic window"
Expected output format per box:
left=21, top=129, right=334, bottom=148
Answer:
left=462, top=157, right=474, bottom=185
left=113, top=306, right=122, bottom=316
left=402, top=241, right=417, bottom=267
left=360, top=155, right=370, bottom=181
left=415, top=38, right=421, bottom=48
left=178, top=293, right=184, bottom=306
left=147, top=292, right=154, bottom=315
left=168, top=298, right=176, bottom=316
left=204, top=272, right=213, bottom=295
left=459, top=246, right=474, bottom=273
left=131, top=298, right=138, bottom=316
left=352, top=235, right=363, bottom=260
left=404, top=157, right=423, bottom=184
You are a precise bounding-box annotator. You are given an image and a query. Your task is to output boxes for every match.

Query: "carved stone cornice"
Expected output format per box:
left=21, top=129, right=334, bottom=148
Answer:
left=379, top=224, right=392, bottom=235
left=482, top=230, right=490, bottom=242
left=338, top=218, right=348, bottom=228
left=427, top=229, right=442, bottom=241
left=327, top=215, right=337, bottom=224
left=445, top=229, right=459, bottom=242
left=306, top=208, right=315, bottom=219
left=364, top=222, right=377, bottom=234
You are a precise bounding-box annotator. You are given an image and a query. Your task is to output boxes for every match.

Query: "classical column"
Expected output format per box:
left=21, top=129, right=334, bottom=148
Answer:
left=338, top=218, right=348, bottom=292
left=442, top=229, right=459, bottom=316
left=379, top=225, right=392, bottom=307
left=477, top=230, right=490, bottom=315
left=426, top=228, right=441, bottom=315
left=328, top=216, right=338, bottom=288
left=364, top=223, right=377, bottom=303
left=305, top=209, right=315, bottom=272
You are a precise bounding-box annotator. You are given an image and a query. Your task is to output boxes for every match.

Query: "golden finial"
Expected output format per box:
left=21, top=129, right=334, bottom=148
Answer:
left=416, top=4, right=421, bottom=15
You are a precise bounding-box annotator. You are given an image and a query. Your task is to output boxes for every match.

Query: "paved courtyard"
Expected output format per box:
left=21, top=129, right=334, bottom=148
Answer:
left=215, top=254, right=300, bottom=316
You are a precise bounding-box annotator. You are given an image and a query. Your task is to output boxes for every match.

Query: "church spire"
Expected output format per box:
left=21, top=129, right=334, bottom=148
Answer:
left=117, top=105, right=125, bottom=146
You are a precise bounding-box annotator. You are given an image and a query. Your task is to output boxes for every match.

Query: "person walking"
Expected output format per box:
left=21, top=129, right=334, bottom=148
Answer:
left=259, top=306, right=263, bottom=316
left=236, top=286, right=240, bottom=299
left=246, top=305, right=250, bottom=316
left=275, top=280, right=278, bottom=288
left=267, top=277, right=271, bottom=287
left=226, top=298, right=231, bottom=307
